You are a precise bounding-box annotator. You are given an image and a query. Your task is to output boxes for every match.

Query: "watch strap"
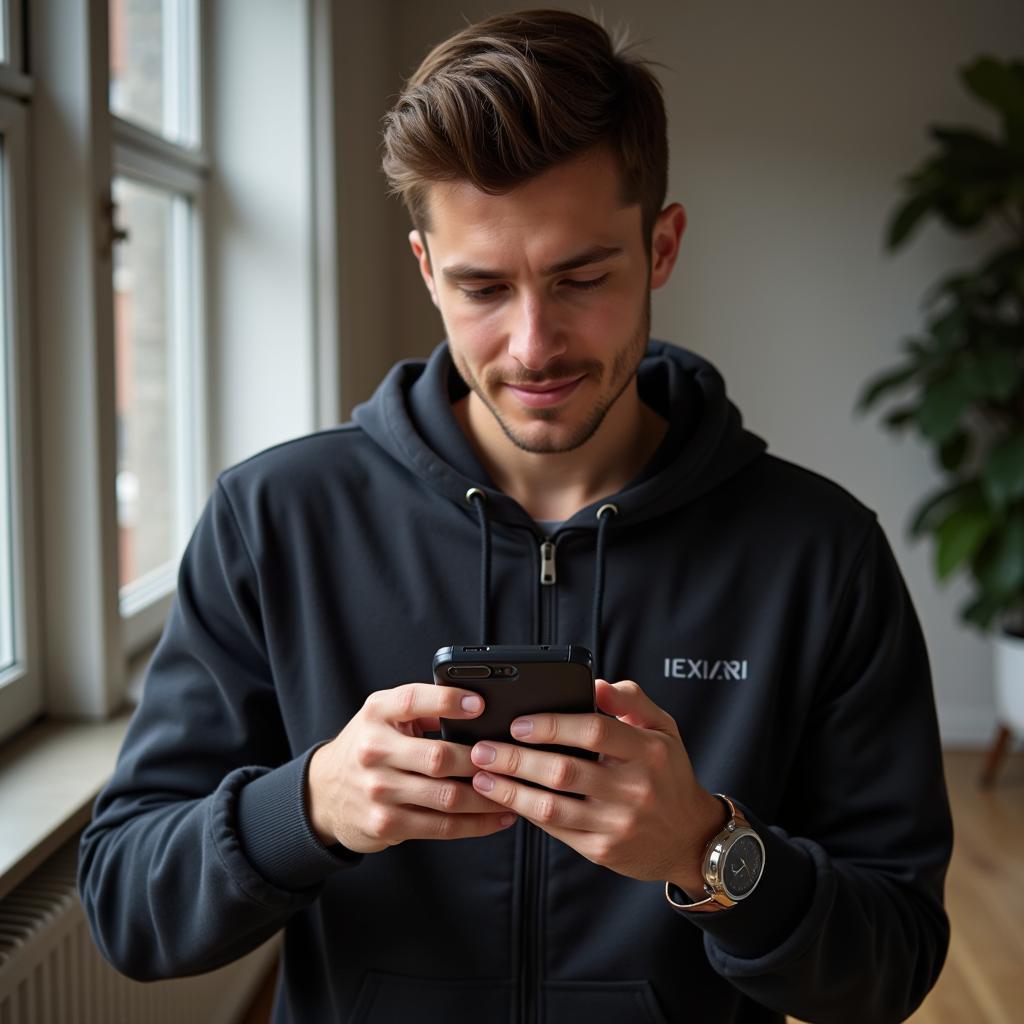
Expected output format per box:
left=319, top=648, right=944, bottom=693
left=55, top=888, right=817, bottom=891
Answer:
left=664, top=793, right=744, bottom=913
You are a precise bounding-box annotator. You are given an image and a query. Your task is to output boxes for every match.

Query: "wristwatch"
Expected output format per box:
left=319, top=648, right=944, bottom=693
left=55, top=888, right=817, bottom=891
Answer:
left=664, top=793, right=765, bottom=913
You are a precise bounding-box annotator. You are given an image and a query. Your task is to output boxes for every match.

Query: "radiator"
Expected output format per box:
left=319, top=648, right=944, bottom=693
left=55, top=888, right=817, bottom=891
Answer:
left=0, top=835, right=279, bottom=1024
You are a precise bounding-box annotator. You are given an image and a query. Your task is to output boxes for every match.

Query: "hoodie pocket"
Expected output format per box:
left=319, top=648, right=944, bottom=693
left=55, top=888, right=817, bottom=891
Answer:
left=543, top=979, right=670, bottom=1024
left=350, top=971, right=513, bottom=1023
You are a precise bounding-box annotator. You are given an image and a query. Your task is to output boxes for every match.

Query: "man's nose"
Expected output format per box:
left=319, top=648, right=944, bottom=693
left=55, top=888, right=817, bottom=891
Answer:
left=506, top=294, right=567, bottom=371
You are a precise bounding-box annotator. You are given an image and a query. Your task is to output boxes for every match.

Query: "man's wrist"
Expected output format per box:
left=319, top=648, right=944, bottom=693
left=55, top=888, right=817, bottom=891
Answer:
left=668, top=790, right=729, bottom=897
left=304, top=744, right=338, bottom=847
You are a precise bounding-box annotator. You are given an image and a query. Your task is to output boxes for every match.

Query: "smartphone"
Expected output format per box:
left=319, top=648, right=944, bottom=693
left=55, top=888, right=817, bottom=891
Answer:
left=433, top=644, right=598, bottom=796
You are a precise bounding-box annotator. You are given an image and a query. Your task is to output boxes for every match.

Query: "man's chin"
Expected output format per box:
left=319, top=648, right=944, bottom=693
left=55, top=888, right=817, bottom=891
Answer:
left=495, top=415, right=599, bottom=455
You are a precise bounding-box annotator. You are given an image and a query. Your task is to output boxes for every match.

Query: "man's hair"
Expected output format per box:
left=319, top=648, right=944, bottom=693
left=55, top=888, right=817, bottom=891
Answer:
left=381, top=9, right=668, bottom=245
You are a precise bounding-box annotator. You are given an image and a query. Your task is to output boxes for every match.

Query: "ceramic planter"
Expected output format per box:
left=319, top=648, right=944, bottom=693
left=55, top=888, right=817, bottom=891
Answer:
left=994, top=630, right=1024, bottom=733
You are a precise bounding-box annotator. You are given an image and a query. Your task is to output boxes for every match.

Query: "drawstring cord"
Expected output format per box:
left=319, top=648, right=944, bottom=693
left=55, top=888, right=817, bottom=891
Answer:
left=465, top=490, right=618, bottom=676
left=591, top=503, right=618, bottom=680
left=466, top=488, right=492, bottom=643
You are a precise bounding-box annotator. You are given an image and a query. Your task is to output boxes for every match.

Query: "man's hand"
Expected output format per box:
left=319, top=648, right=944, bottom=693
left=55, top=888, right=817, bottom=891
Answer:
left=468, top=679, right=726, bottom=894
left=306, top=683, right=517, bottom=854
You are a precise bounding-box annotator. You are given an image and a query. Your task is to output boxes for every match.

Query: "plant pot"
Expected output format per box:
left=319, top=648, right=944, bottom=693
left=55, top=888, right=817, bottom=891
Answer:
left=994, top=630, right=1024, bottom=735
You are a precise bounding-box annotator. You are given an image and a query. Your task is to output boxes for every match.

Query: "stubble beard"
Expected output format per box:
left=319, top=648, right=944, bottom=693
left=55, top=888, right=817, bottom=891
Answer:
left=452, top=294, right=652, bottom=456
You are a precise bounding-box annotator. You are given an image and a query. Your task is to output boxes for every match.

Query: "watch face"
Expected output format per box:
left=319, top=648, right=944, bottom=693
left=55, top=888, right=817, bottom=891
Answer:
left=722, top=834, right=763, bottom=899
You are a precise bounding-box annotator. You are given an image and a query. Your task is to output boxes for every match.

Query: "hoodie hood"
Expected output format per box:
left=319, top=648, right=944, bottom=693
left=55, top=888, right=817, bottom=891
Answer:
left=352, top=339, right=768, bottom=530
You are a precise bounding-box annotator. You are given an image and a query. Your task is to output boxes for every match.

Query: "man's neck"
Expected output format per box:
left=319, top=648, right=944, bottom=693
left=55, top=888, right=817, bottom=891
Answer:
left=453, top=383, right=668, bottom=522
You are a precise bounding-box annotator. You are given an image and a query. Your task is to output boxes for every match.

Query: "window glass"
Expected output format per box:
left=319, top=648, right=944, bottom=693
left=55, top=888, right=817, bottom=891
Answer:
left=113, top=176, right=189, bottom=594
left=109, top=0, right=197, bottom=144
left=0, top=137, right=14, bottom=673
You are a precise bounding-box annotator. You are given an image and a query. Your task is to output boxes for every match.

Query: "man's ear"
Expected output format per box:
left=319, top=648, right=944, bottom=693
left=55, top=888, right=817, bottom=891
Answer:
left=649, top=203, right=686, bottom=291
left=409, top=230, right=440, bottom=308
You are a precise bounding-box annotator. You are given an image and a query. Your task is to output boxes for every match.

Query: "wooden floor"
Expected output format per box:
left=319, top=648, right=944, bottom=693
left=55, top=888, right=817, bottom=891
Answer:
left=244, top=750, right=1024, bottom=1024
left=901, top=748, right=1024, bottom=1024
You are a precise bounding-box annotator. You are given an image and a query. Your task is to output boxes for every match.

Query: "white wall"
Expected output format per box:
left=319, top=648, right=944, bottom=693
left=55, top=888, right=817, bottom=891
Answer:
left=206, top=0, right=317, bottom=471
left=356, top=0, right=1024, bottom=746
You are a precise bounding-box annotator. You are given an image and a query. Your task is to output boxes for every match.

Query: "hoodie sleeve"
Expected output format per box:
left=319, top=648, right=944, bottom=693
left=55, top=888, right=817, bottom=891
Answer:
left=670, top=519, right=953, bottom=1024
left=77, top=479, right=361, bottom=982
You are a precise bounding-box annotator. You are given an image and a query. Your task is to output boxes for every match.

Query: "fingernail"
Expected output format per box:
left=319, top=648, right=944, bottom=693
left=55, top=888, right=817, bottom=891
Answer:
left=461, top=695, right=483, bottom=713
left=475, top=772, right=495, bottom=792
left=510, top=718, right=533, bottom=738
left=500, top=814, right=517, bottom=827
left=472, top=743, right=496, bottom=765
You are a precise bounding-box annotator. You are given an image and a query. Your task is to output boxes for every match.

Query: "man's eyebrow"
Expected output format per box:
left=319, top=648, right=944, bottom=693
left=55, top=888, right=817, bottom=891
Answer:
left=440, top=245, right=624, bottom=283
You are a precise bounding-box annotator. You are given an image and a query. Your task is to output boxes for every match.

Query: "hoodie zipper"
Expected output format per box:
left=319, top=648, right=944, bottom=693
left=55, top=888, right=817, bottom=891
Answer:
left=520, top=534, right=558, bottom=1024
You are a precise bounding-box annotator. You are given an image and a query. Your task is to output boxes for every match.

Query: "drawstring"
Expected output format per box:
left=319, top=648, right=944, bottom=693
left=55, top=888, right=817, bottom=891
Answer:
left=591, top=503, right=618, bottom=680
left=466, top=488, right=492, bottom=643
left=465, top=489, right=618, bottom=676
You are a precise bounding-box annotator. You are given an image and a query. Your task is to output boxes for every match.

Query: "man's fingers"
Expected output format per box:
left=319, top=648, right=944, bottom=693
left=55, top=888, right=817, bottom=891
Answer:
left=390, top=808, right=518, bottom=842
left=471, top=771, right=596, bottom=831
left=406, top=775, right=512, bottom=816
left=504, top=707, right=637, bottom=759
left=368, top=682, right=484, bottom=725
left=593, top=679, right=677, bottom=734
left=382, top=732, right=479, bottom=779
left=469, top=741, right=603, bottom=798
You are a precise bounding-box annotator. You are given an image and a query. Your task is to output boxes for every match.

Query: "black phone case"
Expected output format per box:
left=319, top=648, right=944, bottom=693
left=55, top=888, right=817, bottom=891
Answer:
left=433, top=645, right=598, bottom=797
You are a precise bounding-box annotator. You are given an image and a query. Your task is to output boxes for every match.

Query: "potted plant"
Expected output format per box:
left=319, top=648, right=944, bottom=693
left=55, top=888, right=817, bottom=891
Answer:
left=855, top=55, right=1024, bottom=781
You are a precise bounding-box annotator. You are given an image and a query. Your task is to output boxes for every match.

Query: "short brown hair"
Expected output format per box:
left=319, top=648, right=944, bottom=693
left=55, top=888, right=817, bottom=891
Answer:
left=381, top=9, right=668, bottom=245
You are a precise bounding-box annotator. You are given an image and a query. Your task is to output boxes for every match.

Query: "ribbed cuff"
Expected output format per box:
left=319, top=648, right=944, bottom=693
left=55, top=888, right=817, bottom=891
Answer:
left=236, top=744, right=362, bottom=891
left=668, top=803, right=816, bottom=958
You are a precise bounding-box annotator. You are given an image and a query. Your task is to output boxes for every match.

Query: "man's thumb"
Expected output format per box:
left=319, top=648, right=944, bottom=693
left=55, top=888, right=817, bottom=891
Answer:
left=595, top=679, right=671, bottom=731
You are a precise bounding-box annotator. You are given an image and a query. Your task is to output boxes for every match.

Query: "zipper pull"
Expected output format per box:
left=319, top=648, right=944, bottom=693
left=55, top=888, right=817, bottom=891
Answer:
left=539, top=540, right=556, bottom=586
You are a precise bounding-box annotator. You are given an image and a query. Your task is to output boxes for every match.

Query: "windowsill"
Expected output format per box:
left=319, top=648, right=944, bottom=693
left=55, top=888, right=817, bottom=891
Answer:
left=0, top=709, right=133, bottom=901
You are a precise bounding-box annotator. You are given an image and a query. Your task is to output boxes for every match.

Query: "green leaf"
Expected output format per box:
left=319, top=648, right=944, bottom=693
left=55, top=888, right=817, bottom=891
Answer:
left=974, top=515, right=1024, bottom=596
left=935, top=184, right=1005, bottom=229
left=884, top=405, right=918, bottom=430
left=927, top=306, right=968, bottom=352
left=925, top=270, right=975, bottom=307
left=939, top=432, right=971, bottom=471
left=886, top=193, right=934, bottom=250
left=935, top=505, right=996, bottom=579
left=959, top=591, right=1005, bottom=631
left=961, top=57, right=1024, bottom=126
left=982, top=433, right=1024, bottom=508
left=854, top=362, right=919, bottom=412
left=909, top=479, right=982, bottom=538
left=962, top=349, right=1021, bottom=402
left=915, top=374, right=971, bottom=443
left=929, top=126, right=1013, bottom=175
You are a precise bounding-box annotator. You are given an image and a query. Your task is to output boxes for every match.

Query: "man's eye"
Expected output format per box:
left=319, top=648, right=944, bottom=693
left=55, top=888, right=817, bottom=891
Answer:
left=461, top=284, right=505, bottom=302
left=564, top=274, right=609, bottom=291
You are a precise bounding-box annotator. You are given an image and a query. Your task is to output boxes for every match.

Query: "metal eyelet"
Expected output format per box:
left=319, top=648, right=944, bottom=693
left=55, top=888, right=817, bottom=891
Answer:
left=466, top=487, right=487, bottom=504
left=596, top=503, right=619, bottom=519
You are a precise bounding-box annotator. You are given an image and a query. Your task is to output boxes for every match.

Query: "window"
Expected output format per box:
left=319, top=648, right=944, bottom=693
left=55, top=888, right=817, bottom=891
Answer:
left=0, top=139, right=14, bottom=675
left=109, top=0, right=200, bottom=147
left=4, top=0, right=321, bottom=735
left=0, top=93, right=41, bottom=744
left=108, top=0, right=207, bottom=652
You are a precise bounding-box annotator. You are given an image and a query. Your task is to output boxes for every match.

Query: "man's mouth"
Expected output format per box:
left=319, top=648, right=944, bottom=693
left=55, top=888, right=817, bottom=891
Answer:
left=503, top=375, right=585, bottom=408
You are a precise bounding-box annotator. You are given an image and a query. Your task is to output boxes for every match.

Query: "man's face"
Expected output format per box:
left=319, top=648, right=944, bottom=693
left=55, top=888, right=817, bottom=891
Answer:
left=409, top=147, right=682, bottom=454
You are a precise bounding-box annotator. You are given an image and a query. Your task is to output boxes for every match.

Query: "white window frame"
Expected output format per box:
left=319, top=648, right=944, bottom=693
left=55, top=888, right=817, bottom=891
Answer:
left=18, top=0, right=328, bottom=729
left=27, top=0, right=210, bottom=721
left=0, top=93, right=42, bottom=744
left=110, top=1, right=209, bottom=658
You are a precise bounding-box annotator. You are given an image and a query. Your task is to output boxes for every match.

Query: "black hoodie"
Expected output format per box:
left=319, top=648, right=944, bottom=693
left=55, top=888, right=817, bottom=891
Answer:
left=79, top=340, right=952, bottom=1024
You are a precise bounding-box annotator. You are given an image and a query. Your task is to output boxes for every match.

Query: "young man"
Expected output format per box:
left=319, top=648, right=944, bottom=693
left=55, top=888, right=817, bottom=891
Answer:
left=79, top=10, right=953, bottom=1023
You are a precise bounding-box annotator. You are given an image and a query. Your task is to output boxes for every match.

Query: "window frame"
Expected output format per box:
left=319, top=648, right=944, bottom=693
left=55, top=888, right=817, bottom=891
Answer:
left=109, top=4, right=210, bottom=658
left=0, top=93, right=43, bottom=744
